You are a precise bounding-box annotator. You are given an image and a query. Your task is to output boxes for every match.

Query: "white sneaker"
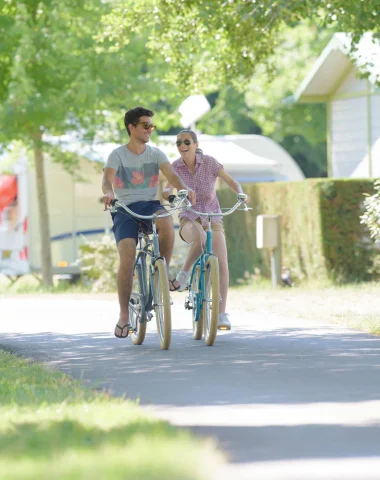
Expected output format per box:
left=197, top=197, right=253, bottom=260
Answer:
left=218, top=312, right=231, bottom=330
left=176, top=270, right=190, bottom=292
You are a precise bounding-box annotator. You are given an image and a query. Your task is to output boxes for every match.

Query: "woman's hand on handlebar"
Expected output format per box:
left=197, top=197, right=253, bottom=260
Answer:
left=187, top=189, right=196, bottom=206
left=103, top=192, right=115, bottom=211
left=238, top=193, right=250, bottom=204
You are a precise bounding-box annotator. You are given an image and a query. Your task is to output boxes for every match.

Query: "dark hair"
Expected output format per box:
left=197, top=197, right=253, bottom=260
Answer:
left=177, top=129, right=203, bottom=154
left=124, top=106, right=154, bottom=136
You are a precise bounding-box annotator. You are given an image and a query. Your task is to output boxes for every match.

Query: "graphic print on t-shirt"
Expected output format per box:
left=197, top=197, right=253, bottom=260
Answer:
left=113, top=162, right=159, bottom=190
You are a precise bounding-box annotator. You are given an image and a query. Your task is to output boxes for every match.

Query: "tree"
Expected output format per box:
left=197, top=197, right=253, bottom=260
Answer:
left=181, top=23, right=331, bottom=176
left=243, top=22, right=331, bottom=176
left=0, top=1, right=182, bottom=286
left=197, top=88, right=262, bottom=135
left=107, top=0, right=379, bottom=90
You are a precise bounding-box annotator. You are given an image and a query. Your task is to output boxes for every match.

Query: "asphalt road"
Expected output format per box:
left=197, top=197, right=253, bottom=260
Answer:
left=1, top=293, right=380, bottom=480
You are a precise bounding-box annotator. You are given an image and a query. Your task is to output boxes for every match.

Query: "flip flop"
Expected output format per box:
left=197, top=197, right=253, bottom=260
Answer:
left=114, top=323, right=130, bottom=338
left=169, top=278, right=180, bottom=291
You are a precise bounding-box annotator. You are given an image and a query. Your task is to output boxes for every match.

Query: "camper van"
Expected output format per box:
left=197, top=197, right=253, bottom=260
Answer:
left=0, top=154, right=109, bottom=279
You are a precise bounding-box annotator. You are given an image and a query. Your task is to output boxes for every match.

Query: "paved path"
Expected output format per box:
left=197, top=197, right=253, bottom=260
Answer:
left=1, top=294, right=380, bottom=479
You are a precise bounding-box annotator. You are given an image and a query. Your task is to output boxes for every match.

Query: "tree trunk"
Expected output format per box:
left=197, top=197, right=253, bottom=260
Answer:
left=33, top=132, right=53, bottom=287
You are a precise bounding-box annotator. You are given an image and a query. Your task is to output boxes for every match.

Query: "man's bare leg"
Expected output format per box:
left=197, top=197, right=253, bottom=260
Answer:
left=114, top=237, right=136, bottom=337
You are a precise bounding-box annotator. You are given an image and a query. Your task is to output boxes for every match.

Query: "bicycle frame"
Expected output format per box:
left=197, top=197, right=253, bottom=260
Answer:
left=133, top=229, right=160, bottom=322
left=189, top=217, right=214, bottom=322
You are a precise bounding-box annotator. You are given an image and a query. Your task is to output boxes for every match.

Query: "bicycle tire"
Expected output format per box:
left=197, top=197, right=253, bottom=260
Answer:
left=129, top=263, right=147, bottom=345
left=191, top=266, right=203, bottom=340
left=201, top=255, right=220, bottom=346
left=153, top=258, right=172, bottom=350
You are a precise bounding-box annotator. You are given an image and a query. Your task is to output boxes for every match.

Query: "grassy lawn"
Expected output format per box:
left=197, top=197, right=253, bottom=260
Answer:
left=0, top=275, right=91, bottom=295
left=0, top=349, right=222, bottom=480
left=228, top=281, right=380, bottom=335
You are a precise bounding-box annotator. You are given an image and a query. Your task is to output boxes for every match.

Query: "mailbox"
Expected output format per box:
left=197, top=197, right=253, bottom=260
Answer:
left=256, top=215, right=280, bottom=249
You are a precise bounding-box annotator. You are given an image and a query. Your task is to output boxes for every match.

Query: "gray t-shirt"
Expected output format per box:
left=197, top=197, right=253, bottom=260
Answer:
left=105, top=144, right=169, bottom=205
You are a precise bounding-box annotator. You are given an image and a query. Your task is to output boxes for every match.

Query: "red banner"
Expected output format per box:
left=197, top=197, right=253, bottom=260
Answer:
left=0, top=175, right=17, bottom=211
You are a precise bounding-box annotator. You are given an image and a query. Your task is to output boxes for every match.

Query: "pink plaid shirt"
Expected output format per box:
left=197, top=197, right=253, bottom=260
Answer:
left=172, top=153, right=224, bottom=225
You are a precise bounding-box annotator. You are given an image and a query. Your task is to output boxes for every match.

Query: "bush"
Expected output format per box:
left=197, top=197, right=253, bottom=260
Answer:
left=218, top=178, right=377, bottom=285
left=78, top=235, right=118, bottom=292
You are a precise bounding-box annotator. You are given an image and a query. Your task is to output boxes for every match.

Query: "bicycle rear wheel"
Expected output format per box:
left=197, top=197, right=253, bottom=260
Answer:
left=129, top=263, right=147, bottom=345
left=153, top=258, right=172, bottom=350
left=201, top=255, right=220, bottom=346
left=191, top=266, right=203, bottom=340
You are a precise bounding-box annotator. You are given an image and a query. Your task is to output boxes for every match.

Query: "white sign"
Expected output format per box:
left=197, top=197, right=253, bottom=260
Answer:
left=178, top=95, right=211, bottom=128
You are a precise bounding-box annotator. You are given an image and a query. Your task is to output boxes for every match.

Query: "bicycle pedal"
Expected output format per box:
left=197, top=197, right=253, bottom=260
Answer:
left=184, top=297, right=193, bottom=310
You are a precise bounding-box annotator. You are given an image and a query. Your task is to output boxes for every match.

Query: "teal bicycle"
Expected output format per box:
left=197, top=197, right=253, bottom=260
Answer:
left=170, top=192, right=250, bottom=346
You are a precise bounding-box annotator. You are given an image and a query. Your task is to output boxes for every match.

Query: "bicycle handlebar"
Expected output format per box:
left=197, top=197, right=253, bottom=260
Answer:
left=110, top=195, right=189, bottom=221
left=169, top=191, right=251, bottom=217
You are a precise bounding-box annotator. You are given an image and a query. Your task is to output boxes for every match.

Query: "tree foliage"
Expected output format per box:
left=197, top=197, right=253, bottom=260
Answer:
left=108, top=0, right=380, bottom=91
left=0, top=0, right=183, bottom=285
left=192, top=23, right=331, bottom=176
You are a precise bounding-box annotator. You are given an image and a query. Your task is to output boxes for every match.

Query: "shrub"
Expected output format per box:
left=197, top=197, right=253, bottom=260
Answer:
left=218, top=178, right=377, bottom=285
left=78, top=235, right=118, bottom=292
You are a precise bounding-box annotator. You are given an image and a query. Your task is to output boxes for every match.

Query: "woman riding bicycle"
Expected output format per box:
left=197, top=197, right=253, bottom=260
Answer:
left=162, top=129, right=249, bottom=330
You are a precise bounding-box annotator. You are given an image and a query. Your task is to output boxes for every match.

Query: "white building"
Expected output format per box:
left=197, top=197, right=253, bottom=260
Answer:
left=290, top=33, right=380, bottom=178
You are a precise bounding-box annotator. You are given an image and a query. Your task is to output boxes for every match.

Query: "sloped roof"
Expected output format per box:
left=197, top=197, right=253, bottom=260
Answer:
left=291, top=33, right=380, bottom=103
left=158, top=135, right=278, bottom=171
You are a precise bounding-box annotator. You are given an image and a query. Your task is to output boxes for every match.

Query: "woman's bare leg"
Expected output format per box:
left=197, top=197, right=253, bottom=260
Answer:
left=180, top=221, right=206, bottom=272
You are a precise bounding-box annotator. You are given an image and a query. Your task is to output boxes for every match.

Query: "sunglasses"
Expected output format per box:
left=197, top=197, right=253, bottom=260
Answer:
left=176, top=139, right=192, bottom=147
left=133, top=122, right=156, bottom=131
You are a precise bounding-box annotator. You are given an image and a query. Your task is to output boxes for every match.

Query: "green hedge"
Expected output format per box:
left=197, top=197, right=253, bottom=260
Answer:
left=218, top=179, right=377, bottom=285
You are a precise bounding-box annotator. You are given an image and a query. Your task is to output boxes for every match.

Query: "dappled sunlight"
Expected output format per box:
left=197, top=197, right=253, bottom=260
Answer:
left=2, top=323, right=380, bottom=407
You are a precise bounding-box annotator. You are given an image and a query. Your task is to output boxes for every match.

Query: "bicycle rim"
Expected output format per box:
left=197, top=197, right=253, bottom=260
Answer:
left=191, top=266, right=203, bottom=340
left=129, top=264, right=147, bottom=345
left=202, top=255, right=220, bottom=346
left=153, top=258, right=172, bottom=350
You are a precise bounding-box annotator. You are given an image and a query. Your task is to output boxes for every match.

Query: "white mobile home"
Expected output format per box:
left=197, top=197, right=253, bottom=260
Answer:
left=0, top=152, right=108, bottom=278
left=290, top=33, right=380, bottom=178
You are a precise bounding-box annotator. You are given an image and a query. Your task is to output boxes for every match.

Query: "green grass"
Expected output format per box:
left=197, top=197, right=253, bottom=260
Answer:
left=0, top=350, right=222, bottom=480
left=0, top=274, right=91, bottom=295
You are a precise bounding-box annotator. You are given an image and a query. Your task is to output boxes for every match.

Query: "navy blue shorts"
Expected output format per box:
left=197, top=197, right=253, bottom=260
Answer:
left=111, top=200, right=165, bottom=244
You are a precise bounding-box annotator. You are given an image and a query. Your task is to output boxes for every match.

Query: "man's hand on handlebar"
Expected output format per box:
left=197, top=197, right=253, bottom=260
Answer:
left=103, top=192, right=115, bottom=211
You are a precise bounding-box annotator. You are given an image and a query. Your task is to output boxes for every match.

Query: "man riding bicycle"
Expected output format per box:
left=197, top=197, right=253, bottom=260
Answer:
left=102, top=106, right=196, bottom=338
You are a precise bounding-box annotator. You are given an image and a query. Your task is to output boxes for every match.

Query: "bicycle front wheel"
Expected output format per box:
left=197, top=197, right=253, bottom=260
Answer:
left=201, top=255, right=220, bottom=346
left=190, top=266, right=203, bottom=340
left=129, top=263, right=147, bottom=345
left=153, top=258, right=172, bottom=350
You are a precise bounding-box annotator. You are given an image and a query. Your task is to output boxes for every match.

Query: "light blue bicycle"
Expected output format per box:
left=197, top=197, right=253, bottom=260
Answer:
left=111, top=194, right=188, bottom=350
left=171, top=192, right=250, bottom=346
